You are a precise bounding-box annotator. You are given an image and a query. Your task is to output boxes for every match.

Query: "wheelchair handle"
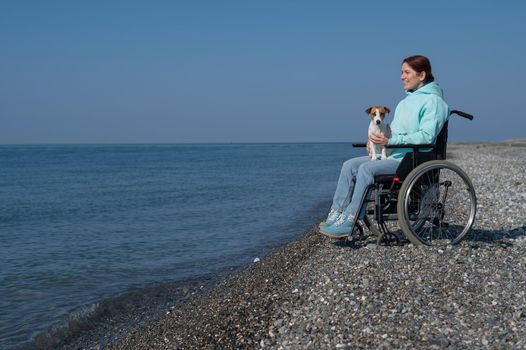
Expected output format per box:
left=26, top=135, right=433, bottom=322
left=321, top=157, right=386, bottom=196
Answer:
left=450, top=110, right=474, bottom=120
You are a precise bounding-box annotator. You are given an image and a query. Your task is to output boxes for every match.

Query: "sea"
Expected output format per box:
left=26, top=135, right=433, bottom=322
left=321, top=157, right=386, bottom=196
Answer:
left=0, top=143, right=363, bottom=349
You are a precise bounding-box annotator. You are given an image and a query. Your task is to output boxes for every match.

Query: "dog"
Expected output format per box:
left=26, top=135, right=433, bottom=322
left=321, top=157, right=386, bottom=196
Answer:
left=366, top=106, right=391, bottom=160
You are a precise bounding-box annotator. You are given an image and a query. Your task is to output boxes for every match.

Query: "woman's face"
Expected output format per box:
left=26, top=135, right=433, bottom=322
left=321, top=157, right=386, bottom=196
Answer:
left=401, top=62, right=425, bottom=91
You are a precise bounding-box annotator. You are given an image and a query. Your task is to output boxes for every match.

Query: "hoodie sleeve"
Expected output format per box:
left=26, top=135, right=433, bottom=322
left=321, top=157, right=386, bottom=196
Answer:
left=388, top=97, right=448, bottom=145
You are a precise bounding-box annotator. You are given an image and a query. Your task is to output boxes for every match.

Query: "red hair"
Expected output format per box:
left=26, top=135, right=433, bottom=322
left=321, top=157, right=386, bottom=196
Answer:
left=403, top=55, right=435, bottom=82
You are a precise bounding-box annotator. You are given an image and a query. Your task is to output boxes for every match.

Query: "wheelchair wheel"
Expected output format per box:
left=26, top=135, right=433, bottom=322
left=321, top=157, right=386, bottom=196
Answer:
left=397, top=160, right=476, bottom=246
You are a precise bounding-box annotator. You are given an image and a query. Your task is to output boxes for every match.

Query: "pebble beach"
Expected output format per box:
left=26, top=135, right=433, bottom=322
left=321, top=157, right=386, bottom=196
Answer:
left=58, top=143, right=525, bottom=349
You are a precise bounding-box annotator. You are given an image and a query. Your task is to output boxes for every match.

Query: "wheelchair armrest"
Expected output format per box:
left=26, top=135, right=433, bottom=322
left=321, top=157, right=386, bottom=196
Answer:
left=385, top=144, right=436, bottom=150
left=354, top=143, right=436, bottom=151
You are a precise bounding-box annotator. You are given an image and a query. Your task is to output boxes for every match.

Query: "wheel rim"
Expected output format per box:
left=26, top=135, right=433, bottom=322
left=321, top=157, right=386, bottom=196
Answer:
left=403, top=163, right=476, bottom=245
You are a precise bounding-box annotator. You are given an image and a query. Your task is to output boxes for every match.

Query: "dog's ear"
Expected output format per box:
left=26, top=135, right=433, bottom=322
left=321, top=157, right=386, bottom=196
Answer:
left=384, top=107, right=391, bottom=114
left=365, top=107, right=373, bottom=115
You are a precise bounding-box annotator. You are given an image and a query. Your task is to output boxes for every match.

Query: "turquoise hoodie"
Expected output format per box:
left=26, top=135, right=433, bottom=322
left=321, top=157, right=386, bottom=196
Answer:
left=388, top=81, right=449, bottom=162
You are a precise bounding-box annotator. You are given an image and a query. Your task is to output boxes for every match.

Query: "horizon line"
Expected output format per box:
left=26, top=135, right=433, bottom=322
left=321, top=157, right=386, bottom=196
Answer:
left=0, top=140, right=503, bottom=147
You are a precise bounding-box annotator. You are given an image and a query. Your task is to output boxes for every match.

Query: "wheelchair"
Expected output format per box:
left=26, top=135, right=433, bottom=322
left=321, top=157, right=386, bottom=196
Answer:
left=348, top=110, right=476, bottom=247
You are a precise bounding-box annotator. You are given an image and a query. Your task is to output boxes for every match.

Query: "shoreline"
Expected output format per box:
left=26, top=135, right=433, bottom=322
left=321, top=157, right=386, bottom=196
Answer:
left=24, top=273, right=222, bottom=350
left=25, top=210, right=329, bottom=350
left=33, top=144, right=526, bottom=349
left=109, top=226, right=328, bottom=350
left=24, top=207, right=329, bottom=350
left=36, top=226, right=327, bottom=350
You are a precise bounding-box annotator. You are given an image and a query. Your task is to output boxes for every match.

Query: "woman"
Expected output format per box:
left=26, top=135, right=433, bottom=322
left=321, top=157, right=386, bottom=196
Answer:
left=319, top=55, right=449, bottom=238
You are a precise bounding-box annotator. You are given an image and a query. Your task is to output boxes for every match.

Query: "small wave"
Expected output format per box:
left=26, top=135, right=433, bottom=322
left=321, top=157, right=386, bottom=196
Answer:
left=18, top=275, right=219, bottom=350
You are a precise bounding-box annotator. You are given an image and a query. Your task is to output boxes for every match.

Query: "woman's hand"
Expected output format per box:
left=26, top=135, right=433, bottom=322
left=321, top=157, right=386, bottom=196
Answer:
left=369, top=132, right=389, bottom=145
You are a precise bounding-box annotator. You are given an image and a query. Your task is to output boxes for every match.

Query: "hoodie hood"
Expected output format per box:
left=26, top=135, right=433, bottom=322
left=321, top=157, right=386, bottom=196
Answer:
left=406, top=81, right=444, bottom=98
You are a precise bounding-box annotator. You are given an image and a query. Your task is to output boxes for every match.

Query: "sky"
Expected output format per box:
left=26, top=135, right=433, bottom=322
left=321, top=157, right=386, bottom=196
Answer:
left=1, top=0, right=525, bottom=144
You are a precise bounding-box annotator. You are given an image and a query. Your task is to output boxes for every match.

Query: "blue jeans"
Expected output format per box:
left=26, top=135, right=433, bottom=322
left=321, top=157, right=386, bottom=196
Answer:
left=331, top=156, right=399, bottom=219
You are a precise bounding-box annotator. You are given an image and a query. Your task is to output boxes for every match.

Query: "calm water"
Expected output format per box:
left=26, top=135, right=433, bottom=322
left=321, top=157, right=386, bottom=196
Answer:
left=0, top=143, right=362, bottom=349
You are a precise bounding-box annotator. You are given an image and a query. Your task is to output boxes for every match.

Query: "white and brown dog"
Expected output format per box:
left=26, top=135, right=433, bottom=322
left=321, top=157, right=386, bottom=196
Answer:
left=366, top=106, right=391, bottom=160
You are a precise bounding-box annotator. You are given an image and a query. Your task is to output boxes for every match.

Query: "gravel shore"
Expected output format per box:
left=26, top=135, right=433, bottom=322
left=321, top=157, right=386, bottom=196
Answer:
left=70, top=144, right=526, bottom=349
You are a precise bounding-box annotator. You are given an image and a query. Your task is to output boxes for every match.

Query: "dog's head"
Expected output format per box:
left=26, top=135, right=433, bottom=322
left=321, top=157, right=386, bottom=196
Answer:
left=365, top=106, right=390, bottom=126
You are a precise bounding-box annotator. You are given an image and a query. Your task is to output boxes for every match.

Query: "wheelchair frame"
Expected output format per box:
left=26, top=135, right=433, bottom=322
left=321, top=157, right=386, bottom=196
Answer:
left=348, top=110, right=477, bottom=246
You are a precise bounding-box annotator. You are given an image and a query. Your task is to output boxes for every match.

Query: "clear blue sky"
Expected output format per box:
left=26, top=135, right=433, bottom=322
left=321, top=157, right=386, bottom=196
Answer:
left=1, top=0, right=525, bottom=144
